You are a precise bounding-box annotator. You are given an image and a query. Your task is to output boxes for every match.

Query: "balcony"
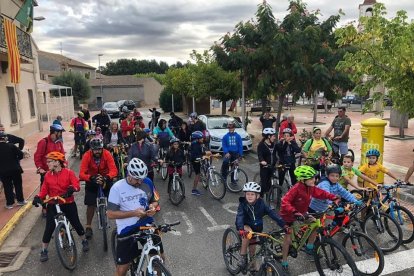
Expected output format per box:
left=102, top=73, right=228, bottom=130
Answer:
left=0, top=17, right=33, bottom=60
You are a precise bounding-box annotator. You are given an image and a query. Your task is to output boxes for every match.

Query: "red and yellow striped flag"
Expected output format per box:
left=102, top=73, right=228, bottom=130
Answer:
left=4, top=18, right=21, bottom=83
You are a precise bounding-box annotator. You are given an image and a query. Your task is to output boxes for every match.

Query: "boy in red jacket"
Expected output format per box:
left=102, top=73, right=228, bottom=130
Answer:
left=279, top=165, right=338, bottom=272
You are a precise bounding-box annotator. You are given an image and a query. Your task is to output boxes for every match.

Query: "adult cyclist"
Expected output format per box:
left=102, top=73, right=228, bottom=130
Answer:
left=107, top=158, right=161, bottom=276
left=92, top=109, right=111, bottom=136
left=69, top=111, right=89, bottom=158
left=79, top=138, right=118, bottom=239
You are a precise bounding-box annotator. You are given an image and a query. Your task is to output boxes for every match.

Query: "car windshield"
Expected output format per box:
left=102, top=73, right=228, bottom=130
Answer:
left=207, top=117, right=242, bottom=129
left=104, top=103, right=117, bottom=108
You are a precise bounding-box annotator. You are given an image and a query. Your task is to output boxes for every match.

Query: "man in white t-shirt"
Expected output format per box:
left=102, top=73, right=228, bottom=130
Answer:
left=107, top=158, right=160, bottom=276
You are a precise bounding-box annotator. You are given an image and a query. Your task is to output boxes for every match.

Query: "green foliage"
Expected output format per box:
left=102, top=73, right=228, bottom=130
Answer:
left=159, top=88, right=182, bottom=112
left=102, top=59, right=172, bottom=75
left=52, top=71, right=91, bottom=105
left=135, top=73, right=166, bottom=85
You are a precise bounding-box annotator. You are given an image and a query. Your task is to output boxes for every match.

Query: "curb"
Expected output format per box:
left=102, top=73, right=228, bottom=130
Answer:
left=0, top=203, right=32, bottom=247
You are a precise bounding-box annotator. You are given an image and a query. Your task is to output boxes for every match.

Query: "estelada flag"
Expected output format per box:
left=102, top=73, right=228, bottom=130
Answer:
left=3, top=17, right=21, bottom=84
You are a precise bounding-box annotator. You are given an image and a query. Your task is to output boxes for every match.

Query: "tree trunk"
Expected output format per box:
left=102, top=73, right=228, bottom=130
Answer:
left=323, top=97, right=328, bottom=113
left=261, top=96, right=267, bottom=114
left=399, top=113, right=408, bottom=138
left=221, top=101, right=226, bottom=115
left=313, top=90, right=318, bottom=123
left=275, top=94, right=285, bottom=135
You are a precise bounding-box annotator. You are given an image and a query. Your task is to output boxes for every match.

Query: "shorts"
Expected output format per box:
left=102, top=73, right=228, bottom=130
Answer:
left=116, top=233, right=164, bottom=265
left=332, top=141, right=348, bottom=155
left=84, top=188, right=109, bottom=206
left=192, top=161, right=201, bottom=174
left=247, top=224, right=263, bottom=233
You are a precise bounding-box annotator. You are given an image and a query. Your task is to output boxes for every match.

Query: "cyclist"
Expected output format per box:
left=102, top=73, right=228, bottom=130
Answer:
left=278, top=114, right=297, bottom=140
left=340, top=154, right=376, bottom=190
left=221, top=120, right=243, bottom=183
left=119, top=106, right=130, bottom=124
left=148, top=107, right=161, bottom=130
left=107, top=158, right=161, bottom=276
left=153, top=119, right=175, bottom=169
left=324, top=107, right=351, bottom=162
left=135, top=116, right=145, bottom=129
left=236, top=182, right=285, bottom=273
left=69, top=111, right=89, bottom=158
left=92, top=109, right=111, bottom=136
left=104, top=122, right=125, bottom=149
left=121, top=112, right=136, bottom=145
left=301, top=127, right=333, bottom=172
left=84, top=129, right=96, bottom=153
left=276, top=128, right=301, bottom=187
left=166, top=137, right=185, bottom=193
left=359, top=149, right=401, bottom=187
left=257, top=128, right=278, bottom=197
left=178, top=121, right=191, bottom=144
left=190, top=131, right=209, bottom=196
left=79, top=138, right=118, bottom=239
left=143, top=128, right=155, bottom=143
left=95, top=126, right=104, bottom=140
left=128, top=130, right=158, bottom=181
left=280, top=165, right=338, bottom=273
left=168, top=112, right=183, bottom=135
left=32, top=151, right=89, bottom=262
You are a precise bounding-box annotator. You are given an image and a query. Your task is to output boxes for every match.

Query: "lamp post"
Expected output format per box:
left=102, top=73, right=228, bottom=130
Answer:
left=98, top=54, right=103, bottom=107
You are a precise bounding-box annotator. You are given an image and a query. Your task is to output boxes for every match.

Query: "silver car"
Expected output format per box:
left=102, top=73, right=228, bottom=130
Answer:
left=103, top=102, right=120, bottom=118
left=197, top=115, right=253, bottom=153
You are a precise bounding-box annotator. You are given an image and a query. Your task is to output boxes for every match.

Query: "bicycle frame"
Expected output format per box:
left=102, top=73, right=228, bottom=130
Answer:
left=134, top=233, right=163, bottom=274
left=290, top=218, right=322, bottom=252
left=96, top=186, right=108, bottom=230
left=50, top=200, right=75, bottom=249
left=381, top=184, right=405, bottom=223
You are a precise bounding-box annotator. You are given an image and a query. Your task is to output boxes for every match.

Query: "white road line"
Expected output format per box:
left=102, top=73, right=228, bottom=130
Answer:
left=162, top=211, right=194, bottom=236
left=222, top=203, right=239, bottom=214
left=199, top=207, right=230, bottom=231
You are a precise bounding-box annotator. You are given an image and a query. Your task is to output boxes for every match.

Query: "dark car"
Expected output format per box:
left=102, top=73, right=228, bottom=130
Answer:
left=118, top=100, right=136, bottom=111
left=103, top=102, right=120, bottom=118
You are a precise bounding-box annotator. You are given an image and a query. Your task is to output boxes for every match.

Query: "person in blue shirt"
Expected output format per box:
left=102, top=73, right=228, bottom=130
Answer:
left=221, top=120, right=243, bottom=182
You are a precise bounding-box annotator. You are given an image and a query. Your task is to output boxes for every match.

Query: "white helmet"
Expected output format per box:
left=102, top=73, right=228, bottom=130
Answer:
left=262, top=128, right=276, bottom=135
left=243, top=182, right=261, bottom=193
left=127, top=158, right=148, bottom=179
left=283, top=128, right=292, bottom=134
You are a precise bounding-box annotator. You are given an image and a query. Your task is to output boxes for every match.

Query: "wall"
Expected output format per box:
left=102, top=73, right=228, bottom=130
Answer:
left=0, top=0, right=21, bottom=20
left=87, top=86, right=145, bottom=108
left=141, top=78, right=163, bottom=106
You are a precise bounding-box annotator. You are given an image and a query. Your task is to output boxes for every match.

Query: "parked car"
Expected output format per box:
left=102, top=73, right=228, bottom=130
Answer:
left=102, top=102, right=120, bottom=118
left=197, top=115, right=253, bottom=153
left=342, top=95, right=363, bottom=104
left=118, top=100, right=136, bottom=111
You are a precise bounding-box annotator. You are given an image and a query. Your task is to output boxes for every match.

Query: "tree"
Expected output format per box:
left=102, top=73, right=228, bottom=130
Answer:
left=336, top=3, right=414, bottom=137
left=159, top=87, right=183, bottom=112
left=101, top=59, right=173, bottom=75
left=52, top=71, right=91, bottom=106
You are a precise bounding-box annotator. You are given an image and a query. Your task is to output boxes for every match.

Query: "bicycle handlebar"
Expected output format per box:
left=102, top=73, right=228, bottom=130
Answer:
left=43, top=196, right=67, bottom=204
left=117, top=221, right=181, bottom=241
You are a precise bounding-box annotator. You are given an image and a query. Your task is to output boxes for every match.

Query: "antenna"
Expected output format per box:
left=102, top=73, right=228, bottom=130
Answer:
left=60, top=42, right=63, bottom=55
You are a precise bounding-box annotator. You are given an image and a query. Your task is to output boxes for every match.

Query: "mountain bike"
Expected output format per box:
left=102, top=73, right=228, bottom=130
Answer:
left=198, top=154, right=226, bottom=200
left=157, top=146, right=168, bottom=181
left=225, top=158, right=248, bottom=193
left=110, top=144, right=127, bottom=179
left=167, top=162, right=185, bottom=206
left=304, top=153, right=332, bottom=182
left=96, top=185, right=109, bottom=251
left=117, top=222, right=180, bottom=276
left=181, top=141, right=192, bottom=177
left=222, top=228, right=287, bottom=275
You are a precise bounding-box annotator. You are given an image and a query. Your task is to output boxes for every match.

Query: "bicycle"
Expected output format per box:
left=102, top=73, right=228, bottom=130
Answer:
left=181, top=141, right=192, bottom=178
left=198, top=154, right=227, bottom=200
left=157, top=146, right=168, bottom=181
left=225, top=158, right=248, bottom=193
left=117, top=222, right=180, bottom=276
left=222, top=228, right=287, bottom=275
left=110, top=144, right=127, bottom=179
left=96, top=185, right=110, bottom=251
left=167, top=162, right=186, bottom=206
left=42, top=196, right=78, bottom=271
left=304, top=153, right=332, bottom=182
left=327, top=137, right=354, bottom=164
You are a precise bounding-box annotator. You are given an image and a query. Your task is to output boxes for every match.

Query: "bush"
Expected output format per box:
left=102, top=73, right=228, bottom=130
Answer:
left=159, top=88, right=182, bottom=112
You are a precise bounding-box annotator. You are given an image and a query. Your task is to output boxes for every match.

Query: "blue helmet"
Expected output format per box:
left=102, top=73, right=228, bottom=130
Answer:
left=143, top=128, right=151, bottom=134
left=366, top=149, right=380, bottom=157
left=191, top=131, right=203, bottom=139
left=50, top=124, right=65, bottom=132
left=170, top=137, right=180, bottom=144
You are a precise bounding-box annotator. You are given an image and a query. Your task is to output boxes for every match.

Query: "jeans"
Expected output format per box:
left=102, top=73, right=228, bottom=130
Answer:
left=332, top=141, right=348, bottom=156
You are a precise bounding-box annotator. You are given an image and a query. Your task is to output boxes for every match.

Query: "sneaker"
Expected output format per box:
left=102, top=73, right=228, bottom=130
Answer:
left=282, top=265, right=290, bottom=274
left=5, top=205, right=13, bottom=209
left=82, top=239, right=89, bottom=252
left=16, top=200, right=27, bottom=206
left=191, top=189, right=202, bottom=196
left=239, top=254, right=248, bottom=274
left=40, top=249, right=48, bottom=262
left=85, top=227, right=93, bottom=239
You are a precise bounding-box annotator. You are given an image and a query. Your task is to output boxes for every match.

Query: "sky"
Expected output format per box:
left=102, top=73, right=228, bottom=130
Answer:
left=32, top=0, right=414, bottom=68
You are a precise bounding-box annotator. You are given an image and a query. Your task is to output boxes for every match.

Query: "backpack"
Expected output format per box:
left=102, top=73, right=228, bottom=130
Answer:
left=304, top=138, right=329, bottom=152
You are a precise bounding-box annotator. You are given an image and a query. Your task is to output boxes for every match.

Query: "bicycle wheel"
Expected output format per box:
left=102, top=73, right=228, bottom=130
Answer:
left=200, top=167, right=208, bottom=189
left=266, top=185, right=283, bottom=210
left=146, top=259, right=172, bottom=276
left=169, top=178, right=185, bottom=206
left=386, top=205, right=414, bottom=244
left=161, top=163, right=168, bottom=181
left=99, top=204, right=108, bottom=252
left=314, top=237, right=358, bottom=276
left=226, top=168, right=248, bottom=193
left=187, top=158, right=193, bottom=178
left=257, top=260, right=286, bottom=276
left=342, top=230, right=384, bottom=276
left=208, top=171, right=226, bottom=200
left=54, top=222, right=78, bottom=271
left=111, top=229, right=117, bottom=264
left=222, top=227, right=242, bottom=275
left=362, top=211, right=403, bottom=252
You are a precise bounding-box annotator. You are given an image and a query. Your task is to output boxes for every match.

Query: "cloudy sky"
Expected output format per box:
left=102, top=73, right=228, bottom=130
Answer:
left=32, top=0, right=414, bottom=68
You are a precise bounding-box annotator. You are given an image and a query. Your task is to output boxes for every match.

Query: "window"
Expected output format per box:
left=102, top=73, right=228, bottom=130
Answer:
left=28, top=89, right=36, bottom=117
left=7, top=86, right=18, bottom=124
left=43, top=92, right=47, bottom=103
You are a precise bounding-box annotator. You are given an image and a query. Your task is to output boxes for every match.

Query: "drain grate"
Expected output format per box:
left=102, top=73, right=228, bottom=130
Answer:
left=0, top=251, right=20, bottom=268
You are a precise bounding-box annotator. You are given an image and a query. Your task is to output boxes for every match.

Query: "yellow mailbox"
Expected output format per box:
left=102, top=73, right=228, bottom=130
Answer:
left=359, top=118, right=388, bottom=183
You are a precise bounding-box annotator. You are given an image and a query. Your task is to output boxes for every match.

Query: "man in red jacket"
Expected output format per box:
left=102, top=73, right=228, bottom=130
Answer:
left=79, top=138, right=118, bottom=239
left=279, top=114, right=297, bottom=140
left=120, top=112, right=135, bottom=144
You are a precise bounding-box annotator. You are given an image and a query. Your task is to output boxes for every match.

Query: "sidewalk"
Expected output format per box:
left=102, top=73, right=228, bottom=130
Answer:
left=0, top=121, right=75, bottom=246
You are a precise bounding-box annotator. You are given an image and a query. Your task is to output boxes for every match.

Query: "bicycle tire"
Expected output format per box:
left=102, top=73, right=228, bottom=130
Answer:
left=200, top=167, right=208, bottom=189
left=169, top=178, right=185, bottom=206
left=54, top=222, right=78, bottom=271
left=362, top=211, right=403, bottom=252
left=161, top=163, right=168, bottom=181
left=222, top=227, right=242, bottom=275
left=386, top=205, right=414, bottom=244
left=111, top=229, right=117, bottom=264
left=99, top=204, right=108, bottom=252
left=226, top=168, right=248, bottom=193
left=342, top=230, right=384, bottom=276
left=266, top=185, right=283, bottom=210
left=208, top=171, right=226, bottom=200
left=129, top=258, right=140, bottom=276
left=146, top=259, right=172, bottom=276
left=314, top=237, right=359, bottom=276
left=257, top=260, right=287, bottom=276
left=187, top=158, right=193, bottom=178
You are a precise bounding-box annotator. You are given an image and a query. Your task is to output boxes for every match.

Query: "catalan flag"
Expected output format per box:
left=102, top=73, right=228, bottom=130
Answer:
left=4, top=18, right=21, bottom=84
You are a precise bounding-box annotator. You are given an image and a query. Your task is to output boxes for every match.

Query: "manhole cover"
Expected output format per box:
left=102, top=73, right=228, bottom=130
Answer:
left=0, top=251, right=20, bottom=268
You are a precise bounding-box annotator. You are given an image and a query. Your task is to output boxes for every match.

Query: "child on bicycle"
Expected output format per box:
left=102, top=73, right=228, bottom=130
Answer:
left=32, top=151, right=89, bottom=262
left=236, top=182, right=286, bottom=273
left=359, top=149, right=401, bottom=188
left=166, top=137, right=185, bottom=193
left=190, top=131, right=210, bottom=196
left=276, top=128, right=301, bottom=187
left=84, top=129, right=96, bottom=152
left=257, top=128, right=278, bottom=197
left=301, top=127, right=333, bottom=172
left=280, top=165, right=338, bottom=272
left=340, top=154, right=377, bottom=190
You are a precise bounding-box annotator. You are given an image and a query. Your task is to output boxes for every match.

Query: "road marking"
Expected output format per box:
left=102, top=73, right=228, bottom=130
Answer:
left=162, top=211, right=194, bottom=236
left=299, top=248, right=414, bottom=276
left=223, top=203, right=239, bottom=214
left=199, top=207, right=230, bottom=231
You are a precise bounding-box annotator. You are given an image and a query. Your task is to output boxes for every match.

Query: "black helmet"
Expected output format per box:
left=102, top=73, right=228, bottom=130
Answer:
left=90, top=138, right=103, bottom=150
left=326, top=164, right=342, bottom=176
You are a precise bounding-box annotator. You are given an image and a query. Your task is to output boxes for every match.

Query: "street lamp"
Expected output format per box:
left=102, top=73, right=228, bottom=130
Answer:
left=98, top=54, right=103, bottom=107
left=34, top=16, right=45, bottom=21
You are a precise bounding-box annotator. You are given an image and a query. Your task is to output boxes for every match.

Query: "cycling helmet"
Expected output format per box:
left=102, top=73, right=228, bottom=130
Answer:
left=122, top=106, right=129, bottom=112
left=144, top=128, right=151, bottom=134
left=127, top=158, right=148, bottom=179
left=86, top=130, right=96, bottom=136
left=294, top=165, right=317, bottom=181
left=366, top=149, right=380, bottom=157
left=77, top=111, right=84, bottom=117
left=90, top=138, right=103, bottom=150
left=325, top=164, right=342, bottom=175
left=262, top=128, right=276, bottom=135
left=190, top=112, right=197, bottom=118
left=282, top=128, right=292, bottom=134
left=170, top=137, right=180, bottom=144
left=50, top=124, right=65, bottom=132
left=243, top=182, right=261, bottom=193
left=46, top=151, right=66, bottom=162
left=191, top=131, right=203, bottom=139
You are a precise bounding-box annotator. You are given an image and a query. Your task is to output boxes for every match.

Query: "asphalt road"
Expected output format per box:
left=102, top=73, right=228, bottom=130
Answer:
left=4, top=153, right=414, bottom=276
